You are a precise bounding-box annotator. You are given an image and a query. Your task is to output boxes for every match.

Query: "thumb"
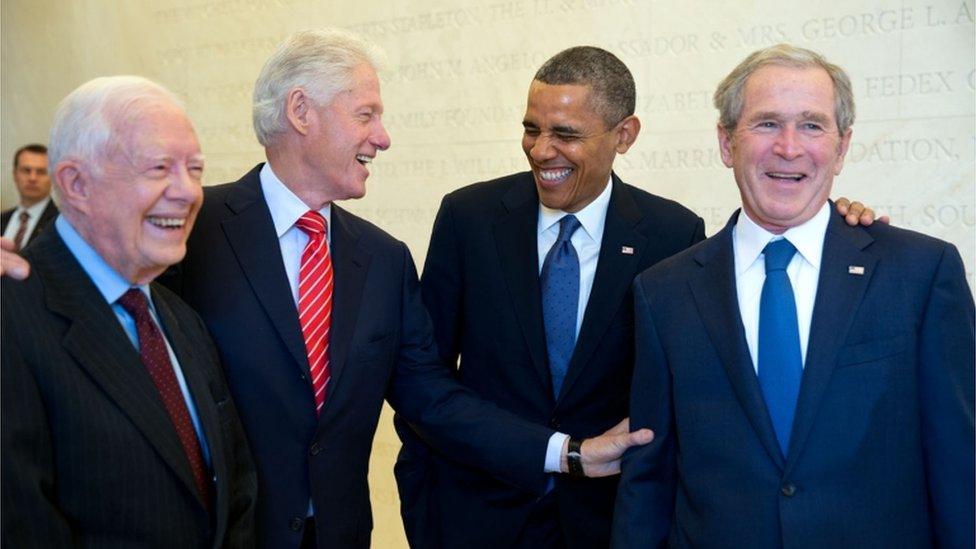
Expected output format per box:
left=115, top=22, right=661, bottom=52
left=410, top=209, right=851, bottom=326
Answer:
left=624, top=428, right=654, bottom=448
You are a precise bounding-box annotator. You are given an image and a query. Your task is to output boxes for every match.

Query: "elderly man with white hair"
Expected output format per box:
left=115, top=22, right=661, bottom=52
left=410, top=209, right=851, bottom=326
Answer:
left=1, top=76, right=257, bottom=547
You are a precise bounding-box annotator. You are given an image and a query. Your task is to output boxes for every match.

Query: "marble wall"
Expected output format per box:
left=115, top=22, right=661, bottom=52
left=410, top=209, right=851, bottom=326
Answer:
left=3, top=1, right=973, bottom=545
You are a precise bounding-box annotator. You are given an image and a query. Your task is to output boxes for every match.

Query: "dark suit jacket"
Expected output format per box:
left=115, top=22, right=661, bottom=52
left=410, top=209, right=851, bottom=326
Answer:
left=395, top=171, right=705, bottom=548
left=1, top=228, right=257, bottom=548
left=164, top=164, right=555, bottom=548
left=1, top=199, right=58, bottom=248
left=613, top=210, right=975, bottom=548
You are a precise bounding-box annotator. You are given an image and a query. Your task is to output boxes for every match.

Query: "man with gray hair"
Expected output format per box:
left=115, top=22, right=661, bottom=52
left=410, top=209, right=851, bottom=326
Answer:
left=1, top=76, right=257, bottom=547
left=612, top=43, right=974, bottom=547
left=161, top=29, right=650, bottom=548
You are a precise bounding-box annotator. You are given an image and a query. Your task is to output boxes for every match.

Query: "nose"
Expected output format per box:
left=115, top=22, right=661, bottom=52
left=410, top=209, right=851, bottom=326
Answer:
left=772, top=126, right=803, bottom=160
left=372, top=119, right=391, bottom=151
left=528, top=133, right=557, bottom=163
left=167, top=164, right=203, bottom=203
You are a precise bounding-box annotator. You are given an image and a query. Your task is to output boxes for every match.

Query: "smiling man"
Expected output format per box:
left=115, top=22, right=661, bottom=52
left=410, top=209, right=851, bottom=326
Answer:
left=612, top=44, right=974, bottom=548
left=1, top=76, right=256, bottom=547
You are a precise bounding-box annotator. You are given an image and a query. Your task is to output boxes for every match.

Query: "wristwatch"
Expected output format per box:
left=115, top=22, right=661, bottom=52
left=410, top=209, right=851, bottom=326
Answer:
left=567, top=437, right=584, bottom=477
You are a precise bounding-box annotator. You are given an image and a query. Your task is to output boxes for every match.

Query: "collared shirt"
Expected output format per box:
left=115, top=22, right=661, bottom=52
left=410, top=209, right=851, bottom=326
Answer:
left=3, top=196, right=51, bottom=243
left=55, top=215, right=211, bottom=464
left=733, top=202, right=830, bottom=372
left=537, top=176, right=613, bottom=473
left=537, top=176, right=612, bottom=337
left=260, top=163, right=332, bottom=307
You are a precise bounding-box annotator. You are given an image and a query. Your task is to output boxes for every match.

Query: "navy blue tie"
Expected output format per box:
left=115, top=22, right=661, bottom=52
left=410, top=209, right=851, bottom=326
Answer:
left=757, top=238, right=803, bottom=456
left=541, top=215, right=581, bottom=398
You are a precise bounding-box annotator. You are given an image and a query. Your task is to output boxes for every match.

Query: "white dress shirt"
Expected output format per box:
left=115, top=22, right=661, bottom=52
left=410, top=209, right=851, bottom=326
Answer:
left=733, top=202, right=830, bottom=372
left=3, top=196, right=52, bottom=244
left=538, top=177, right=613, bottom=472
left=259, top=163, right=332, bottom=308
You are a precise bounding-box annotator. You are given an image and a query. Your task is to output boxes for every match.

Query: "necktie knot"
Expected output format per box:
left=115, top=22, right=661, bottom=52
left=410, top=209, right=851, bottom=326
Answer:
left=763, top=239, right=796, bottom=273
left=556, top=215, right=581, bottom=244
left=18, top=211, right=30, bottom=224
left=296, top=211, right=327, bottom=237
left=117, top=288, right=151, bottom=320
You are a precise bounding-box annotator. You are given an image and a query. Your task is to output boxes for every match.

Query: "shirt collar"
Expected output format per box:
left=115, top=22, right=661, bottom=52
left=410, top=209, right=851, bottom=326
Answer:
left=734, top=201, right=831, bottom=276
left=537, top=175, right=613, bottom=240
left=17, top=196, right=51, bottom=217
left=260, top=163, right=332, bottom=238
left=55, top=215, right=145, bottom=305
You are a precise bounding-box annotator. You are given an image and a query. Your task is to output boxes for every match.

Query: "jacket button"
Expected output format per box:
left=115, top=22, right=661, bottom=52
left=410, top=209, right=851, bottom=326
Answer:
left=310, top=443, right=322, bottom=456
left=290, top=517, right=304, bottom=531
left=781, top=483, right=797, bottom=497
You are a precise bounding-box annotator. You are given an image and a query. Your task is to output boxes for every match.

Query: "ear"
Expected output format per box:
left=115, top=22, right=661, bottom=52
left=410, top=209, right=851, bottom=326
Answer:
left=614, top=115, right=641, bottom=154
left=717, top=124, right=735, bottom=168
left=285, top=88, right=313, bottom=136
left=54, top=160, right=91, bottom=214
left=833, top=128, right=853, bottom=175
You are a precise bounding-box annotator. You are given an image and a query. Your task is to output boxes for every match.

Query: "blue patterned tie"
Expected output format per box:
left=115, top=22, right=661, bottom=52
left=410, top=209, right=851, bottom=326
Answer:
left=757, top=238, right=803, bottom=456
left=541, top=215, right=581, bottom=398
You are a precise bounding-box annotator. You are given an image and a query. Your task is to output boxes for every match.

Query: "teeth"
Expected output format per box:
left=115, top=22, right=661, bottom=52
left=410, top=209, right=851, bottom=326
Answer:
left=147, top=217, right=186, bottom=228
left=356, top=154, right=373, bottom=164
left=767, top=172, right=804, bottom=181
left=539, top=168, right=572, bottom=182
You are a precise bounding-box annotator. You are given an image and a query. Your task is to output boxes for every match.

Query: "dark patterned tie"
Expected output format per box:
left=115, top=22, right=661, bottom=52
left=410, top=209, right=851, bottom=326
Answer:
left=541, top=215, right=582, bottom=398
left=12, top=211, right=30, bottom=250
left=757, top=239, right=803, bottom=456
left=117, top=289, right=212, bottom=510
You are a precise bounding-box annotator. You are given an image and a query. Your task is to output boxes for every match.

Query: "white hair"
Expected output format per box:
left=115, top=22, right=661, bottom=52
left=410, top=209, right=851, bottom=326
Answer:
left=252, top=28, right=385, bottom=147
left=48, top=75, right=184, bottom=175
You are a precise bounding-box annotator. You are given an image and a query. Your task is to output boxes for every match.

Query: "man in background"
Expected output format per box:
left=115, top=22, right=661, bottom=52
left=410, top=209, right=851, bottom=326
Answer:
left=2, top=76, right=256, bottom=547
left=613, top=43, right=974, bottom=548
left=2, top=143, right=57, bottom=250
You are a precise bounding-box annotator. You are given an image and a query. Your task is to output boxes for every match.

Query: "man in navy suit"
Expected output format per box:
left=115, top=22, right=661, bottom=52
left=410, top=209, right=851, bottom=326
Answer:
left=1, top=144, right=58, bottom=250
left=612, top=44, right=974, bottom=548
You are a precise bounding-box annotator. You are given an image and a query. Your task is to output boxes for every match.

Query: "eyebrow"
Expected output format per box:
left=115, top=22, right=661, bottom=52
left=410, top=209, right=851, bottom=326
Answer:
left=746, top=110, right=834, bottom=126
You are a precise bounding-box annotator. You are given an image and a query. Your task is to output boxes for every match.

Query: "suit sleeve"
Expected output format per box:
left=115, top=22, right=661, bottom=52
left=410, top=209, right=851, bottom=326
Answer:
left=420, top=194, right=464, bottom=367
left=611, top=277, right=676, bottom=549
left=1, top=314, right=76, bottom=546
left=387, top=240, right=555, bottom=495
left=916, top=243, right=975, bottom=548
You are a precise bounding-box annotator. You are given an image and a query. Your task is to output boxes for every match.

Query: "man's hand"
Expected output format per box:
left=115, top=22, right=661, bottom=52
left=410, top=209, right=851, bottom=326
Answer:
left=0, top=237, right=30, bottom=279
left=560, top=418, right=654, bottom=478
left=835, top=197, right=890, bottom=226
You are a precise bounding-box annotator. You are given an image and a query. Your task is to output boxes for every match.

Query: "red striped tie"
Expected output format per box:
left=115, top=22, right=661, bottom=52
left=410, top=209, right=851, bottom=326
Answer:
left=296, top=211, right=333, bottom=415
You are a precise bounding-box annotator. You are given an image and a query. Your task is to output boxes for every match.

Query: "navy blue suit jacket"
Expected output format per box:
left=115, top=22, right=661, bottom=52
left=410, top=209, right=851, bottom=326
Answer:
left=164, top=165, right=554, bottom=548
left=395, top=172, right=704, bottom=548
left=613, top=209, right=975, bottom=548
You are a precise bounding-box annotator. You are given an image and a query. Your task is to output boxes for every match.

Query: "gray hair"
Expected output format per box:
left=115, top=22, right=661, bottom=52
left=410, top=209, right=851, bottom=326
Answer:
left=533, top=46, right=635, bottom=129
left=713, top=43, right=855, bottom=135
left=48, top=76, right=184, bottom=174
left=252, top=28, right=385, bottom=147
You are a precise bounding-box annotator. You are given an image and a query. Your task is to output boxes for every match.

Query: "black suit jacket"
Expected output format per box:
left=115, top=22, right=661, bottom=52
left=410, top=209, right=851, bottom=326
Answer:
left=164, top=164, right=555, bottom=548
left=395, top=172, right=705, bottom=548
left=1, top=228, right=257, bottom=548
left=1, top=200, right=58, bottom=248
left=614, top=210, right=975, bottom=548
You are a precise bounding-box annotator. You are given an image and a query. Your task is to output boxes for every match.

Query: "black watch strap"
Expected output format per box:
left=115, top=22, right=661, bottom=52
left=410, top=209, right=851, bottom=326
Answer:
left=567, top=437, right=584, bottom=477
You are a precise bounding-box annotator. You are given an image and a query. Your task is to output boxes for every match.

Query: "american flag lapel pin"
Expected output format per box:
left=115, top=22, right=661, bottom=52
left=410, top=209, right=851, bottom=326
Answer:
left=848, top=265, right=865, bottom=275
left=621, top=246, right=635, bottom=255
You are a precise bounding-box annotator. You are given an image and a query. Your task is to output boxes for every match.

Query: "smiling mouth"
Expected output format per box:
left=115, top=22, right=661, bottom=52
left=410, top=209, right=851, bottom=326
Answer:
left=537, top=168, right=573, bottom=184
left=147, top=216, right=187, bottom=230
left=765, top=171, right=806, bottom=182
left=356, top=154, right=374, bottom=166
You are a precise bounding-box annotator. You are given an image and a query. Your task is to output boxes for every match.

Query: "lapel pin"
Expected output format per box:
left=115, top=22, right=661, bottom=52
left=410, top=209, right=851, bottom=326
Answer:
left=621, top=246, right=635, bottom=255
left=848, top=265, right=865, bottom=275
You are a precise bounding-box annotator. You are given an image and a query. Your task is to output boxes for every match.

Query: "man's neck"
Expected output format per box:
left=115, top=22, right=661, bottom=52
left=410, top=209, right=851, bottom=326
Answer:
left=265, top=150, right=337, bottom=211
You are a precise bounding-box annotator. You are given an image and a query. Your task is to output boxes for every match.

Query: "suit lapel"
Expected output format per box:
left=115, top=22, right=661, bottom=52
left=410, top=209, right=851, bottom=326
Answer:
left=688, top=214, right=785, bottom=469
left=557, top=176, right=647, bottom=403
left=153, top=288, right=223, bottom=516
left=493, top=177, right=552, bottom=394
left=32, top=231, right=203, bottom=505
left=220, top=168, right=310, bottom=377
left=784, top=214, right=875, bottom=472
left=322, top=204, right=371, bottom=412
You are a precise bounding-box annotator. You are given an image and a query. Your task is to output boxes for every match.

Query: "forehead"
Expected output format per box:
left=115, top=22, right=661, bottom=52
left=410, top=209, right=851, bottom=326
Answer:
left=330, top=63, right=383, bottom=109
left=524, top=81, right=601, bottom=124
left=111, top=101, right=200, bottom=156
left=16, top=150, right=47, bottom=166
left=741, top=64, right=836, bottom=117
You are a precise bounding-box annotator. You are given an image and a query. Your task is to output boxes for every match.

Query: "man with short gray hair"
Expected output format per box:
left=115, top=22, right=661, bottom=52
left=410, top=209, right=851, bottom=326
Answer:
left=612, top=43, right=974, bottom=548
left=1, top=76, right=257, bottom=547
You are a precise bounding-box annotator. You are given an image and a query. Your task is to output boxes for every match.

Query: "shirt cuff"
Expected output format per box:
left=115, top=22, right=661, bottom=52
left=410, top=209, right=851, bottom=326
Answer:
left=544, top=432, right=570, bottom=473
